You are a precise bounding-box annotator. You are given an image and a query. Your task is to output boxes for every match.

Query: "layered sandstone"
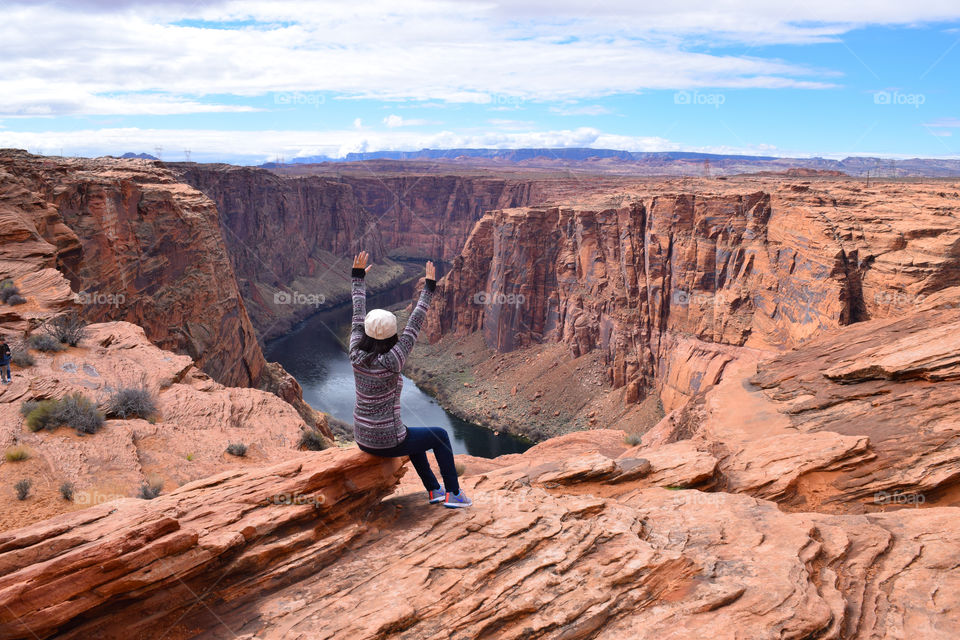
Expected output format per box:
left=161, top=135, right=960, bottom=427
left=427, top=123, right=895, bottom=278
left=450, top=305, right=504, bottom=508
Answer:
left=173, top=164, right=539, bottom=338
left=643, top=290, right=960, bottom=513
left=0, top=447, right=405, bottom=639
left=2, top=430, right=958, bottom=639
left=420, top=178, right=960, bottom=436
left=0, top=151, right=328, bottom=432
left=0, top=151, right=264, bottom=388
left=0, top=321, right=319, bottom=532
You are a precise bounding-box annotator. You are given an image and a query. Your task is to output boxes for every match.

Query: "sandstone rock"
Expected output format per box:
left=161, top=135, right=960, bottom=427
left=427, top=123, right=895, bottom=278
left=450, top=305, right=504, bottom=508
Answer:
left=0, top=322, right=318, bottom=531
left=424, top=178, right=960, bottom=422
left=0, top=151, right=326, bottom=431
left=0, top=447, right=405, bottom=639
left=0, top=151, right=264, bottom=389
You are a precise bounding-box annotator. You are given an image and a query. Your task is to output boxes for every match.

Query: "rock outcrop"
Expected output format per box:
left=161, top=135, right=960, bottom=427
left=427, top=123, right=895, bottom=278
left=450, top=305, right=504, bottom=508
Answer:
left=0, top=321, right=321, bottom=532
left=0, top=447, right=405, bottom=639
left=645, top=292, right=960, bottom=512
left=0, top=151, right=328, bottom=432
left=173, top=164, right=539, bottom=338
left=2, top=430, right=958, bottom=639
left=0, top=151, right=264, bottom=389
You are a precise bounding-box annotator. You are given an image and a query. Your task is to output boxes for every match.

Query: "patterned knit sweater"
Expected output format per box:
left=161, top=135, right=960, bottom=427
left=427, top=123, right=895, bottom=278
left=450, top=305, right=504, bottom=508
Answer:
left=350, top=269, right=435, bottom=449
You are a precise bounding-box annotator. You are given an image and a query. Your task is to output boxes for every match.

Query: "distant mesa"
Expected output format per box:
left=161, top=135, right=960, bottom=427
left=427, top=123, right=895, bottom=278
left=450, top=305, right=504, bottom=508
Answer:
left=118, top=152, right=159, bottom=160
left=255, top=148, right=960, bottom=177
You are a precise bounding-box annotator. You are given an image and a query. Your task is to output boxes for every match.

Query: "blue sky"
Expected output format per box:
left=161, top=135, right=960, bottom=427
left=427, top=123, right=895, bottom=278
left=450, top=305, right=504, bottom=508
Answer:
left=0, top=0, right=957, bottom=164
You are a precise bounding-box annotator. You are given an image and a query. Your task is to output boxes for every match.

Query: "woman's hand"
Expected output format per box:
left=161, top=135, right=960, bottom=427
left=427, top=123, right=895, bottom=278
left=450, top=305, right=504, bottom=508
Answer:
left=425, top=260, right=436, bottom=280
left=353, top=251, right=372, bottom=273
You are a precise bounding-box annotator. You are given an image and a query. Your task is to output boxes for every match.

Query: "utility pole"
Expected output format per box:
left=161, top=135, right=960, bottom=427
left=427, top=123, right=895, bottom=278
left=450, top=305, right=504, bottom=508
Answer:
left=184, top=149, right=191, bottom=162
left=154, top=146, right=163, bottom=161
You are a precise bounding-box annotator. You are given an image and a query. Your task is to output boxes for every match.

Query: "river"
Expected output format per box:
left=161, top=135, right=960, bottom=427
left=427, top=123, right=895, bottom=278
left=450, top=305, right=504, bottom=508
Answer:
left=264, top=276, right=532, bottom=458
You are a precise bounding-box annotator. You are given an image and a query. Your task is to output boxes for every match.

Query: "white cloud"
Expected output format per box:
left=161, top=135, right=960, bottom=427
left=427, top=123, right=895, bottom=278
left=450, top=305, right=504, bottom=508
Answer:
left=353, top=118, right=363, bottom=129
left=382, top=115, right=438, bottom=127
left=0, top=125, right=758, bottom=162
left=549, top=105, right=614, bottom=116
left=0, top=0, right=886, bottom=119
left=925, top=117, right=960, bottom=128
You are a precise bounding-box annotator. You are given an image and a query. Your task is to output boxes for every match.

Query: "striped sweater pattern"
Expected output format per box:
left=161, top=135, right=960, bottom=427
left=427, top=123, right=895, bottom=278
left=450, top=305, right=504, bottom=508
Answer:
left=350, top=273, right=434, bottom=449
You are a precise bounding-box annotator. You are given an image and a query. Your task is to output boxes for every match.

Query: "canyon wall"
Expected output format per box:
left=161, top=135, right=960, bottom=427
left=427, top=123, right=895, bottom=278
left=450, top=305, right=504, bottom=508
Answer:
left=0, top=151, right=327, bottom=431
left=424, top=179, right=960, bottom=416
left=173, top=164, right=540, bottom=337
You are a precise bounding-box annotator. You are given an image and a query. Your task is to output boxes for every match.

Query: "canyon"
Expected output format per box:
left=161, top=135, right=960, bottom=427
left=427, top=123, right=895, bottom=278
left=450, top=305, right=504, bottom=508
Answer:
left=0, top=150, right=959, bottom=638
left=172, top=163, right=542, bottom=339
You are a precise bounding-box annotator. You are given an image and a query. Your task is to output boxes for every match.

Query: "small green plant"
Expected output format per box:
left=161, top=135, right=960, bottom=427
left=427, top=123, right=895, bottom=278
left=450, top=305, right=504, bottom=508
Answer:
left=59, top=481, right=74, bottom=501
left=105, top=386, right=157, bottom=420
left=298, top=428, right=329, bottom=451
left=5, top=293, right=26, bottom=306
left=11, top=348, right=34, bottom=367
left=624, top=434, right=643, bottom=446
left=186, top=453, right=194, bottom=461
left=14, top=479, right=31, bottom=501
left=28, top=333, right=66, bottom=352
left=455, top=461, right=466, bottom=477
left=226, top=443, right=247, bottom=457
left=4, top=446, right=30, bottom=462
left=23, top=393, right=104, bottom=434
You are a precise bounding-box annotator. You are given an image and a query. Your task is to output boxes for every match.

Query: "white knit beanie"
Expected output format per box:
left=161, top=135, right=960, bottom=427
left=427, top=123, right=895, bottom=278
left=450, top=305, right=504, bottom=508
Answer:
left=364, top=308, right=398, bottom=340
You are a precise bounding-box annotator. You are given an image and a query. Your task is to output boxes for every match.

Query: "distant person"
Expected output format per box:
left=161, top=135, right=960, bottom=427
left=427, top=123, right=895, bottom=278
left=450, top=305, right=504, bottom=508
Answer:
left=0, top=337, right=10, bottom=384
left=349, top=251, right=471, bottom=508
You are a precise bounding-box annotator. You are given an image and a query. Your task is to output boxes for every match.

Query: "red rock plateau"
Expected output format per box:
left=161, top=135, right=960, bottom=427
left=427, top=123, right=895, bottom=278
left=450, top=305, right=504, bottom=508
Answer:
left=1, top=152, right=960, bottom=638
left=2, top=429, right=959, bottom=639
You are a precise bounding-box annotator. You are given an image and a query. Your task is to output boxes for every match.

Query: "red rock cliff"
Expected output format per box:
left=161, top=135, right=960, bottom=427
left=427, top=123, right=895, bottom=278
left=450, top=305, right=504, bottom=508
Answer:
left=425, top=179, right=960, bottom=412
left=0, top=151, right=328, bottom=432
left=173, top=164, right=539, bottom=336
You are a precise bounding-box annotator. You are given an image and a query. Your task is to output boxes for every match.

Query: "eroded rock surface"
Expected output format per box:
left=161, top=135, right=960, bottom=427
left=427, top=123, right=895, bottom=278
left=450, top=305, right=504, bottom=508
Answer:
left=3, top=431, right=955, bottom=639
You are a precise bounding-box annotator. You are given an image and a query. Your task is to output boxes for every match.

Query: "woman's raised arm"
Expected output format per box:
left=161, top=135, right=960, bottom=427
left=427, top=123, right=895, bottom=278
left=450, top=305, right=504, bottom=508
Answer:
left=349, top=251, right=371, bottom=353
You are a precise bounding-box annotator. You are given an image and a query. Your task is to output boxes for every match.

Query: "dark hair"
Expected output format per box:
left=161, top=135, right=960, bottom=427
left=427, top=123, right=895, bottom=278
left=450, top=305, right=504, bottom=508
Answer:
left=355, top=333, right=398, bottom=355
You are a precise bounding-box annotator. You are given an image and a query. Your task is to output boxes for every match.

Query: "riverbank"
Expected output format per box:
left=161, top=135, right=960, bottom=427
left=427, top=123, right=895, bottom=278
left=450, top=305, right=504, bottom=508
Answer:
left=400, top=310, right=665, bottom=443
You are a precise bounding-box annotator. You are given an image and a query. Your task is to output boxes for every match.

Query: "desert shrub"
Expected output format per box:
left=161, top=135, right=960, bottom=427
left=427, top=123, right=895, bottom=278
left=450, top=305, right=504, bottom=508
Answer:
left=455, top=461, right=466, bottom=477
left=105, top=386, right=157, bottom=420
left=0, top=280, right=21, bottom=304
left=14, top=479, right=31, bottom=501
left=24, top=393, right=104, bottom=434
left=28, top=333, right=66, bottom=352
left=11, top=348, right=34, bottom=367
left=20, top=400, right=41, bottom=417
left=226, top=442, right=247, bottom=457
left=60, top=481, right=74, bottom=501
left=298, top=428, right=329, bottom=451
left=5, top=294, right=26, bottom=306
left=137, top=480, right=162, bottom=500
left=624, top=434, right=643, bottom=446
left=41, top=312, right=86, bottom=347
left=4, top=446, right=30, bottom=462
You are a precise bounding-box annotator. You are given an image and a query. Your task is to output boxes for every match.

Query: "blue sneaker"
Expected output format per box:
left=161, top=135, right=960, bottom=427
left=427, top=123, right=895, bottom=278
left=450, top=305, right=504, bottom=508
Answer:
left=443, top=490, right=472, bottom=509
left=427, top=488, right=446, bottom=504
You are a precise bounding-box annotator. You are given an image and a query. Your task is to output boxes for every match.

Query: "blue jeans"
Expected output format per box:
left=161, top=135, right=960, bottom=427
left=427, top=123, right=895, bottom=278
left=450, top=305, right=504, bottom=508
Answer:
left=359, top=426, right=460, bottom=495
left=0, top=363, right=9, bottom=382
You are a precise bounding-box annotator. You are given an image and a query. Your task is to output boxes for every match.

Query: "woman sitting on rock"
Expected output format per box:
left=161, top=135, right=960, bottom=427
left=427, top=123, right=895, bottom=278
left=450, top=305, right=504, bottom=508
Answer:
left=349, top=251, right=471, bottom=508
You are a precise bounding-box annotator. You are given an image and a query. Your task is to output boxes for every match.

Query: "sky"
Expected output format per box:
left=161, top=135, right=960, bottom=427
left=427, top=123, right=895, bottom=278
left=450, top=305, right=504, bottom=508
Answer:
left=0, top=0, right=958, bottom=164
